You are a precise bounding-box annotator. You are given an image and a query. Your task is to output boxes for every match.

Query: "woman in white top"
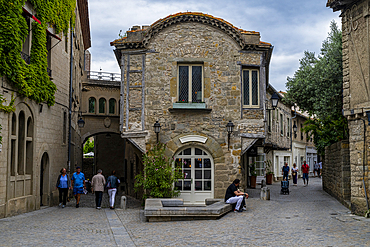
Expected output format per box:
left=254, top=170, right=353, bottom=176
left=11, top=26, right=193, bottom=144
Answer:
left=291, top=163, right=299, bottom=186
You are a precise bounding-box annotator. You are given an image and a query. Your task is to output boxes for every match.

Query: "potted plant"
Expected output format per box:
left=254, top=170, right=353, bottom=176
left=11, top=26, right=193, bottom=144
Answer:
left=249, top=162, right=257, bottom=189
left=265, top=160, right=274, bottom=185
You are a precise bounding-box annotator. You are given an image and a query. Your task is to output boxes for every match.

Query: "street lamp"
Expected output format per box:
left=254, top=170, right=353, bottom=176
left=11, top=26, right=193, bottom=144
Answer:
left=226, top=121, right=235, bottom=150
left=293, top=123, right=297, bottom=138
left=77, top=116, right=85, bottom=128
left=270, top=92, right=279, bottom=109
left=153, top=121, right=161, bottom=143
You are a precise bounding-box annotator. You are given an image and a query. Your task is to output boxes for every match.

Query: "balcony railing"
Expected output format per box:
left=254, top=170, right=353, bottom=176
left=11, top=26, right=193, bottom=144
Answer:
left=21, top=52, right=31, bottom=64
left=87, top=71, right=120, bottom=82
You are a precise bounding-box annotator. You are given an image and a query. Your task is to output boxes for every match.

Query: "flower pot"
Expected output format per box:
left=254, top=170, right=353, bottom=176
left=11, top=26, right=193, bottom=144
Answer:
left=250, top=175, right=257, bottom=188
left=266, top=173, right=273, bottom=185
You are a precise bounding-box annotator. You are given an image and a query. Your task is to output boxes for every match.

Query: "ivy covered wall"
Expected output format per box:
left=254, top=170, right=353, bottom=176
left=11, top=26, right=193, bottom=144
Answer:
left=0, top=0, right=76, bottom=106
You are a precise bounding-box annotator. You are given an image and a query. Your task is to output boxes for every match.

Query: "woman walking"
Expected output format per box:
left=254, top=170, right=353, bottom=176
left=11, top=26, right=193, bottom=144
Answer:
left=107, top=170, right=120, bottom=209
left=291, top=163, right=298, bottom=186
left=55, top=168, right=71, bottom=208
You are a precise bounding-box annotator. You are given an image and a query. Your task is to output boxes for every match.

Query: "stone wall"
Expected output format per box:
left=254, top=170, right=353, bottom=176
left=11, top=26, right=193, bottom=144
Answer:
left=323, top=140, right=350, bottom=207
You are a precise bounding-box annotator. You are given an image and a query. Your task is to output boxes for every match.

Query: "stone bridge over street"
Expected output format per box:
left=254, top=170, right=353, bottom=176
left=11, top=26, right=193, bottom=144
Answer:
left=1, top=177, right=369, bottom=246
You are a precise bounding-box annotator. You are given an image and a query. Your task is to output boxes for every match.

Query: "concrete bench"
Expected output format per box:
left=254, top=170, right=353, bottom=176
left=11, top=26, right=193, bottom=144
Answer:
left=144, top=198, right=233, bottom=222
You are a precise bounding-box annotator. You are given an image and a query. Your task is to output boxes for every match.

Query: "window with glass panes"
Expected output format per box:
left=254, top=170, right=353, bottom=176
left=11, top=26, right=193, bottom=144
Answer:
left=174, top=147, right=212, bottom=192
left=178, top=65, right=203, bottom=103
left=243, top=69, right=259, bottom=107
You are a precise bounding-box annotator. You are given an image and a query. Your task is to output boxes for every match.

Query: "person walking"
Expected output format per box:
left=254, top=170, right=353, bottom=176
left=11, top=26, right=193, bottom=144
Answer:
left=106, top=170, right=120, bottom=209
left=318, top=161, right=322, bottom=178
left=291, top=163, right=298, bottom=186
left=282, top=162, right=290, bottom=181
left=71, top=166, right=86, bottom=208
left=55, top=168, right=71, bottom=208
left=313, top=161, right=319, bottom=177
left=91, top=169, right=105, bottom=209
left=301, top=161, right=310, bottom=186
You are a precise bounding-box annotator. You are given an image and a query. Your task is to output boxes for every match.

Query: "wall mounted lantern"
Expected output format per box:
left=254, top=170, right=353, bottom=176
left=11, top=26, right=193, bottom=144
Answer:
left=293, top=123, right=297, bottom=138
left=270, top=92, right=279, bottom=109
left=226, top=120, right=235, bottom=150
left=154, top=121, right=161, bottom=143
left=77, top=116, right=85, bottom=128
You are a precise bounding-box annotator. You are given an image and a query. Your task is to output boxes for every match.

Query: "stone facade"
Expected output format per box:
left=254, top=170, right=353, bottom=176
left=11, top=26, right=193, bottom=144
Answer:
left=323, top=140, right=350, bottom=206
left=0, top=1, right=90, bottom=218
left=327, top=0, right=370, bottom=215
left=111, top=13, right=273, bottom=203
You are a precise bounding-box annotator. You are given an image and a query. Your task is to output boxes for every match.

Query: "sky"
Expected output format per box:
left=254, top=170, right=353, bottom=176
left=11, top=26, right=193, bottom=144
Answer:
left=88, top=0, right=340, bottom=91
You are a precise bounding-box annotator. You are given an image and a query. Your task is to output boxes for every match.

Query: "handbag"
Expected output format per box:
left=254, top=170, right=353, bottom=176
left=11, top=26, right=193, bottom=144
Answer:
left=292, top=172, right=296, bottom=176
left=105, top=180, right=111, bottom=189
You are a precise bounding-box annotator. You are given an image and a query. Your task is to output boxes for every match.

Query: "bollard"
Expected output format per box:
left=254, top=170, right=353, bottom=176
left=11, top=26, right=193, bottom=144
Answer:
left=260, top=187, right=270, bottom=200
left=120, top=196, right=127, bottom=210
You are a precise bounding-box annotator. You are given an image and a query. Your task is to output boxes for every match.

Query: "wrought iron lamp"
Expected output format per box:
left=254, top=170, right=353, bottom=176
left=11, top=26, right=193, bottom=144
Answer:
left=293, top=123, right=297, bottom=138
left=154, top=121, right=161, bottom=143
left=226, top=121, right=235, bottom=150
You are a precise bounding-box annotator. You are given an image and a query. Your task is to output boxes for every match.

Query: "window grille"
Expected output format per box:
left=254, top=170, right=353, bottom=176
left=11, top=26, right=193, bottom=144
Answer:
left=178, top=65, right=203, bottom=103
left=243, top=69, right=259, bottom=107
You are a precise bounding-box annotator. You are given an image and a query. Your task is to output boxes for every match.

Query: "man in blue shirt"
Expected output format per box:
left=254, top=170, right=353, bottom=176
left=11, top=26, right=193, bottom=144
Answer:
left=71, top=167, right=85, bottom=208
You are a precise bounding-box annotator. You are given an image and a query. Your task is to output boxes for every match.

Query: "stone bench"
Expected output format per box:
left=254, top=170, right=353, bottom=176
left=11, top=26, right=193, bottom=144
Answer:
left=144, top=198, right=233, bottom=222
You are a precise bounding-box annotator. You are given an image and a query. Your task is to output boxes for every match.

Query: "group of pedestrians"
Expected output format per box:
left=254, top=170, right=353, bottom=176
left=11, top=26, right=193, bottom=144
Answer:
left=55, top=167, right=120, bottom=209
left=281, top=161, right=322, bottom=186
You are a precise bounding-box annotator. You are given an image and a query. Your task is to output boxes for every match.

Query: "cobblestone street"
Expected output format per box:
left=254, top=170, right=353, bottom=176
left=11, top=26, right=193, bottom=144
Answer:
left=1, top=177, right=369, bottom=246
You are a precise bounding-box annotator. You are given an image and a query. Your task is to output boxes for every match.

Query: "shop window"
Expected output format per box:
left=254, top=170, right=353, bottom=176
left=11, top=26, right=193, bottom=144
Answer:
left=178, top=64, right=203, bottom=103
left=243, top=69, right=259, bottom=107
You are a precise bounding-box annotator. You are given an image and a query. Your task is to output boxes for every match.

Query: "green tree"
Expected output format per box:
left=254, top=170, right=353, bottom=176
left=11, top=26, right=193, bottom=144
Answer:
left=284, top=21, right=347, bottom=154
left=135, top=144, right=184, bottom=200
left=83, top=139, right=94, bottom=154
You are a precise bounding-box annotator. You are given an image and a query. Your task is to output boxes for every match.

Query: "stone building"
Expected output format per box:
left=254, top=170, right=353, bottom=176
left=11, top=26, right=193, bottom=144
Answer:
left=291, top=108, right=317, bottom=175
left=327, top=0, right=370, bottom=215
left=0, top=0, right=90, bottom=218
left=264, top=87, right=293, bottom=181
left=111, top=12, right=274, bottom=204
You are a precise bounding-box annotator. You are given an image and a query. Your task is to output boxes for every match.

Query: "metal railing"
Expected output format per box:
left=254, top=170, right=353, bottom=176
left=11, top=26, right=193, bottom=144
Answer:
left=87, top=71, right=120, bottom=82
left=21, top=52, right=31, bottom=64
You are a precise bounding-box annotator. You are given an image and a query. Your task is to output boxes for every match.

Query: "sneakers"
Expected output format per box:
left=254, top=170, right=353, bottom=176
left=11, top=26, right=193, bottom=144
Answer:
left=76, top=204, right=79, bottom=208
left=110, top=207, right=114, bottom=210
left=58, top=203, right=62, bottom=207
left=62, top=205, right=65, bottom=208
left=96, top=207, right=101, bottom=210
left=242, top=207, right=247, bottom=211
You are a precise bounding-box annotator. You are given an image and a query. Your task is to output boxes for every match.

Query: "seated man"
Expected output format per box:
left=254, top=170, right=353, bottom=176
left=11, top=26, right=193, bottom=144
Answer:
left=225, top=179, right=249, bottom=212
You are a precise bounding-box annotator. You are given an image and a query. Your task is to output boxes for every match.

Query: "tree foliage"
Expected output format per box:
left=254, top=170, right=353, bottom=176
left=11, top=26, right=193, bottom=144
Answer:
left=135, top=144, right=184, bottom=200
left=284, top=21, right=346, bottom=154
left=83, top=139, right=94, bottom=154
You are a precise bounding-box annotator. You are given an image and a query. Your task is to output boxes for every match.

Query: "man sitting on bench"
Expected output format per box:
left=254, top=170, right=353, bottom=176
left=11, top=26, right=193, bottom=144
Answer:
left=225, top=179, right=249, bottom=212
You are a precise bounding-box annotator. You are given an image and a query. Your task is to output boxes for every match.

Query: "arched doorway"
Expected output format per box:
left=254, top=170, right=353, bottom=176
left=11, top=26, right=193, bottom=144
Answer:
left=174, top=146, right=214, bottom=204
left=40, top=152, right=49, bottom=206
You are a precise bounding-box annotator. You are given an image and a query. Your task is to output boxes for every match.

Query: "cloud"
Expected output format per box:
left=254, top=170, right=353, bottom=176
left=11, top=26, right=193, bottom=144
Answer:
left=87, top=0, right=341, bottom=90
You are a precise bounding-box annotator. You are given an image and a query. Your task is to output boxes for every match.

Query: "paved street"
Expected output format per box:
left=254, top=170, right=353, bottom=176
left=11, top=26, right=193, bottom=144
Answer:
left=1, top=177, right=369, bottom=246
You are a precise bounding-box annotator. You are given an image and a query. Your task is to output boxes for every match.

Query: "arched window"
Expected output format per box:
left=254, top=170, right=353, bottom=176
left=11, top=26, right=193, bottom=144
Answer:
left=88, top=97, right=96, bottom=113
left=109, top=98, right=116, bottom=114
left=99, top=98, right=106, bottom=114
left=18, top=111, right=25, bottom=175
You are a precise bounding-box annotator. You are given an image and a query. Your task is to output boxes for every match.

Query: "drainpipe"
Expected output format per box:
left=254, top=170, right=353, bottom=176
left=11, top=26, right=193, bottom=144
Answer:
left=67, top=27, right=74, bottom=173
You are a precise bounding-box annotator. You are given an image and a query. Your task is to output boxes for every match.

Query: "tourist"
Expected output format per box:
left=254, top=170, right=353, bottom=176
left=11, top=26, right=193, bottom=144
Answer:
left=91, top=169, right=105, bottom=209
left=313, top=161, right=319, bottom=177
left=282, top=162, right=290, bottom=181
left=106, top=170, right=120, bottom=209
left=225, top=179, right=248, bottom=212
left=55, top=167, right=71, bottom=208
left=318, top=161, right=322, bottom=178
left=71, top=166, right=86, bottom=208
left=301, top=161, right=310, bottom=186
left=291, top=163, right=298, bottom=186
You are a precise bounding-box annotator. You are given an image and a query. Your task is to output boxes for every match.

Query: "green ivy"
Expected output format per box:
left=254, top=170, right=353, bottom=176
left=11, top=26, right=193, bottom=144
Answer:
left=0, top=0, right=76, bottom=107
left=0, top=94, right=15, bottom=144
